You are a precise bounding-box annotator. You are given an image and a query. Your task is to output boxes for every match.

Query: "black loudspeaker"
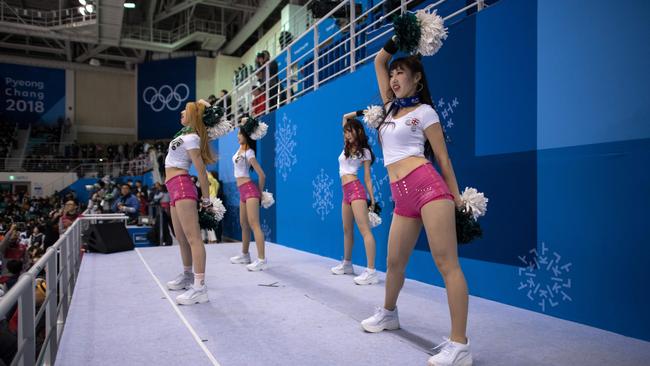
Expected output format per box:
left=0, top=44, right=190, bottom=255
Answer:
left=86, top=222, right=134, bottom=254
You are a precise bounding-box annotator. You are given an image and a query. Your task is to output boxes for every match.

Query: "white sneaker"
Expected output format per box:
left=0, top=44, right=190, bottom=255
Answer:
left=331, top=261, right=354, bottom=275
left=354, top=269, right=379, bottom=285
left=246, top=259, right=267, bottom=271
left=230, top=252, right=251, bottom=264
left=166, top=272, right=193, bottom=291
left=176, top=285, right=209, bottom=305
left=428, top=338, right=473, bottom=366
left=361, top=306, right=400, bottom=333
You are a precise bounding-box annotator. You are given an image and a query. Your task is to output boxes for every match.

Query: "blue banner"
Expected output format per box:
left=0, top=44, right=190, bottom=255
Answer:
left=137, top=57, right=196, bottom=140
left=0, top=63, right=65, bottom=127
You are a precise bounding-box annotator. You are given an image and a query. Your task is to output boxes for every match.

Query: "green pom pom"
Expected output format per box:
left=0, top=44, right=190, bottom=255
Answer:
left=203, top=105, right=224, bottom=127
left=393, top=12, right=421, bottom=54
left=198, top=208, right=219, bottom=231
left=455, top=208, right=483, bottom=244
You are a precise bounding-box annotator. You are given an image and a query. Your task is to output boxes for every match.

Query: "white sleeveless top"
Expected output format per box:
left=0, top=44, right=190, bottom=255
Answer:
left=232, top=149, right=255, bottom=178
left=379, top=104, right=440, bottom=166
left=164, top=133, right=200, bottom=170
left=338, top=148, right=371, bottom=177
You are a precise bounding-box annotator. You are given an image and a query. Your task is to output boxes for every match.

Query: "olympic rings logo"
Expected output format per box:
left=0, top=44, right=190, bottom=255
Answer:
left=142, top=84, right=190, bottom=112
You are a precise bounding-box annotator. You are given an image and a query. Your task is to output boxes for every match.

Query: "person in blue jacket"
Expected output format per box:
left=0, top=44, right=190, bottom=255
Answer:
left=112, top=184, right=140, bottom=222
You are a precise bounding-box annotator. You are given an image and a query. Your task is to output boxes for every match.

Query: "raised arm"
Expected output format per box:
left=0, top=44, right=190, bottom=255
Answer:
left=375, top=37, right=398, bottom=104
left=342, top=111, right=358, bottom=126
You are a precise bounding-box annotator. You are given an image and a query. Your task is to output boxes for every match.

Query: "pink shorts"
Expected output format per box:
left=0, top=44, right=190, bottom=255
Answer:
left=390, top=163, right=454, bottom=218
left=342, top=179, right=367, bottom=205
left=166, top=174, right=198, bottom=207
left=238, top=181, right=261, bottom=203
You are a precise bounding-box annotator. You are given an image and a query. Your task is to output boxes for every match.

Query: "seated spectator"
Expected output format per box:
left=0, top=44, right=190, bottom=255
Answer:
left=29, top=226, right=44, bottom=248
left=112, top=184, right=139, bottom=222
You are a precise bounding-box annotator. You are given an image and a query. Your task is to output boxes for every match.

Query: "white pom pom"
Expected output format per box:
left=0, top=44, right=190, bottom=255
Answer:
left=261, top=190, right=275, bottom=209
left=207, top=118, right=235, bottom=140
left=415, top=9, right=448, bottom=56
left=363, top=105, right=384, bottom=129
left=460, top=187, right=488, bottom=220
left=210, top=197, right=227, bottom=222
left=250, top=121, right=268, bottom=140
left=368, top=211, right=382, bottom=228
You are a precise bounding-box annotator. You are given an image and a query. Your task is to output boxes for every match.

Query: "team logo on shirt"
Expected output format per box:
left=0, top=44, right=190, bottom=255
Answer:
left=405, top=118, right=420, bottom=132
left=170, top=137, right=184, bottom=150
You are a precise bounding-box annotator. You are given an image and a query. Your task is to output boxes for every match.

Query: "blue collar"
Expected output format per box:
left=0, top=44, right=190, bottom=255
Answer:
left=390, top=95, right=420, bottom=113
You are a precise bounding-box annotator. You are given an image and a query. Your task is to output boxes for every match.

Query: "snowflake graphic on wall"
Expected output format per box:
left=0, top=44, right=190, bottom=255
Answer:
left=517, top=242, right=573, bottom=313
left=275, top=113, right=298, bottom=181
left=312, top=168, right=334, bottom=221
left=261, top=219, right=272, bottom=240
left=371, top=167, right=391, bottom=209
left=437, top=97, right=460, bottom=142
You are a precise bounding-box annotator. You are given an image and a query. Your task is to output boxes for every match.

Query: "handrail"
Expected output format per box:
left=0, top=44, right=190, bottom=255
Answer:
left=218, top=0, right=487, bottom=124
left=0, top=1, right=96, bottom=28
left=122, top=18, right=224, bottom=44
left=0, top=213, right=129, bottom=366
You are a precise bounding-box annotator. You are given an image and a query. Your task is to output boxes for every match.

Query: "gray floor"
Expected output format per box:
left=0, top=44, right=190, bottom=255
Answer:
left=56, top=243, right=650, bottom=366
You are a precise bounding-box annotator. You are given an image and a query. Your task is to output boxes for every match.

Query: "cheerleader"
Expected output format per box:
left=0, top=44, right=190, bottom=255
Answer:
left=359, top=37, right=472, bottom=366
left=229, top=116, right=269, bottom=271
left=331, top=115, right=379, bottom=285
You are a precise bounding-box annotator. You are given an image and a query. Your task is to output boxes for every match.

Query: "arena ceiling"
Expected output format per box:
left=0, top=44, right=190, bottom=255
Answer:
left=0, top=0, right=302, bottom=70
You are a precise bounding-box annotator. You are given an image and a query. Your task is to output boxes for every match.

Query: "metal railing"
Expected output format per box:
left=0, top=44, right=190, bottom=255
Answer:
left=0, top=1, right=96, bottom=28
left=219, top=0, right=487, bottom=124
left=1, top=156, right=154, bottom=177
left=0, top=213, right=128, bottom=366
left=244, top=0, right=316, bottom=64
left=122, top=19, right=224, bottom=44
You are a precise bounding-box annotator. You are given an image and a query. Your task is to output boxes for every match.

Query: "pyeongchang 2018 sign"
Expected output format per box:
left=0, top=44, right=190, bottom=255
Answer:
left=0, top=63, right=65, bottom=126
left=137, top=57, right=196, bottom=140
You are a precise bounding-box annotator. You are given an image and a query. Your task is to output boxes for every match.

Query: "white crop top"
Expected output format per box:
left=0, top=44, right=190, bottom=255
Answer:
left=379, top=103, right=440, bottom=166
left=338, top=148, right=371, bottom=177
left=232, top=149, right=255, bottom=178
left=164, top=133, right=200, bottom=170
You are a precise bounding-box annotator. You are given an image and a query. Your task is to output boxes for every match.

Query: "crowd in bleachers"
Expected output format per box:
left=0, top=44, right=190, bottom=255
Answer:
left=18, top=139, right=171, bottom=176
left=0, top=189, right=81, bottom=363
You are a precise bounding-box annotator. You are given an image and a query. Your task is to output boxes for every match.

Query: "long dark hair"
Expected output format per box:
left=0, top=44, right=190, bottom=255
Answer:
left=239, top=129, right=257, bottom=154
left=239, top=129, right=257, bottom=171
left=344, top=118, right=375, bottom=165
left=377, top=55, right=437, bottom=161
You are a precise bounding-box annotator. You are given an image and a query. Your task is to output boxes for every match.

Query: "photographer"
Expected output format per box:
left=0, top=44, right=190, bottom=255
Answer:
left=111, top=184, right=139, bottom=223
